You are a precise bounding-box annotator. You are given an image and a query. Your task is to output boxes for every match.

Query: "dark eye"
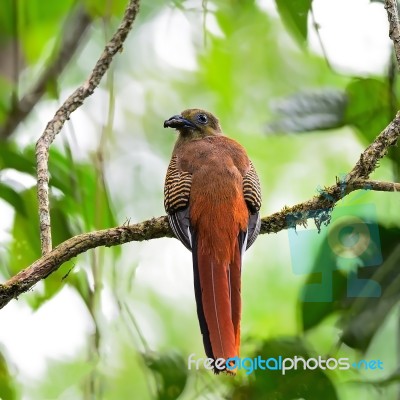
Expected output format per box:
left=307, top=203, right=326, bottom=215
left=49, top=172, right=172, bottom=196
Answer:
left=197, top=114, right=208, bottom=124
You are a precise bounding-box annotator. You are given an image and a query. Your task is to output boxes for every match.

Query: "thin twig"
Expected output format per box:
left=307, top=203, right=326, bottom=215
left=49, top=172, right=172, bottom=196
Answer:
left=350, top=179, right=399, bottom=192
left=385, top=0, right=400, bottom=68
left=310, top=6, right=334, bottom=72
left=35, top=0, right=140, bottom=255
left=0, top=6, right=92, bottom=139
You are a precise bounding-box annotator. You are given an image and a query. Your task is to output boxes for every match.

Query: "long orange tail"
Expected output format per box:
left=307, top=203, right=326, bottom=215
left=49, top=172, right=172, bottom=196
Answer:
left=192, top=234, right=242, bottom=372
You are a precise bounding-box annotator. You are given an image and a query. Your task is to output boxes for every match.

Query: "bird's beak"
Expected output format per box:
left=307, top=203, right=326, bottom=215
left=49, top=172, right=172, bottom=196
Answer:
left=164, top=115, right=196, bottom=129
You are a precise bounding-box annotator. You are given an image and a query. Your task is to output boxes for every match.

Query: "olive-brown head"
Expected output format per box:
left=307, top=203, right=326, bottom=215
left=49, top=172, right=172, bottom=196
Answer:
left=164, top=109, right=222, bottom=140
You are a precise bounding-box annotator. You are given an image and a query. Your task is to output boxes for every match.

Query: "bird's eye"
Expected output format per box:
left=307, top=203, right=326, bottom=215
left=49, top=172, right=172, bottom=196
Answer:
left=197, top=114, right=208, bottom=124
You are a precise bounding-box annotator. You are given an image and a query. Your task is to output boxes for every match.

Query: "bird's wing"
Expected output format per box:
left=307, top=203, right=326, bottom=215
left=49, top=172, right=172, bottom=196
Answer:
left=164, top=155, right=193, bottom=250
left=243, top=161, right=262, bottom=250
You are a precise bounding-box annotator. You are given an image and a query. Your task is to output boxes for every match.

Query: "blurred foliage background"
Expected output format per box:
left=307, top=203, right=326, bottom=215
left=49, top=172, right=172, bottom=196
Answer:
left=0, top=0, right=399, bottom=399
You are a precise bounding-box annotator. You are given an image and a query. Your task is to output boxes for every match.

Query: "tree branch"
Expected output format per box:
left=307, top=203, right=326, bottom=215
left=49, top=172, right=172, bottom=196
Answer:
left=0, top=6, right=92, bottom=140
left=385, top=0, right=400, bottom=68
left=36, top=0, right=140, bottom=255
left=0, top=216, right=171, bottom=309
left=262, top=178, right=400, bottom=235
left=347, top=110, right=400, bottom=181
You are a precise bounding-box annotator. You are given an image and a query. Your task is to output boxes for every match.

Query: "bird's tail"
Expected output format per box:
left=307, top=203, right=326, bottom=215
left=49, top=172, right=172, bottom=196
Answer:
left=192, top=234, right=242, bottom=373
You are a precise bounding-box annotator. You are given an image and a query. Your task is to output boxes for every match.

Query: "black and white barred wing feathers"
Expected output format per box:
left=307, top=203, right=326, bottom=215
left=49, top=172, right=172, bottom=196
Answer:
left=242, top=161, right=262, bottom=250
left=164, top=156, right=192, bottom=250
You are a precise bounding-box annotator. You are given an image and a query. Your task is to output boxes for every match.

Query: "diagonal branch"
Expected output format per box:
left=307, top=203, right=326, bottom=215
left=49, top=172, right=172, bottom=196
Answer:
left=346, top=110, right=400, bottom=182
left=262, top=179, right=400, bottom=234
left=0, top=6, right=92, bottom=140
left=36, top=0, right=140, bottom=256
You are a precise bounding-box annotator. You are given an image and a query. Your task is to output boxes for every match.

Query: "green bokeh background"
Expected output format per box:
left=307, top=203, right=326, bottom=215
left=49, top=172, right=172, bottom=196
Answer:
left=0, top=0, right=399, bottom=399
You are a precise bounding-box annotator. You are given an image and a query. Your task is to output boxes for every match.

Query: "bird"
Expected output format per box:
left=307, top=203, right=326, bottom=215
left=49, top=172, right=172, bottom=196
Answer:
left=163, top=109, right=262, bottom=373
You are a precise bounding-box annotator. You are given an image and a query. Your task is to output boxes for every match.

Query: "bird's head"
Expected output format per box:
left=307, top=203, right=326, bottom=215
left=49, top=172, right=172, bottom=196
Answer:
left=164, top=109, right=222, bottom=139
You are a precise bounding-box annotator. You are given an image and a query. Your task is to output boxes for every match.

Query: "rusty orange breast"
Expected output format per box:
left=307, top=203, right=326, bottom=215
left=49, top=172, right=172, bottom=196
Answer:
left=175, top=136, right=250, bottom=264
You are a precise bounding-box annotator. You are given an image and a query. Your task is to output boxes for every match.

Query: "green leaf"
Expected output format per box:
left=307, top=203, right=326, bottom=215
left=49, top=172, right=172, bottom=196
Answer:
left=200, top=2, right=283, bottom=114
left=82, top=0, right=127, bottom=18
left=66, top=162, right=116, bottom=231
left=19, top=0, right=75, bottom=63
left=144, top=351, right=188, bottom=400
left=6, top=144, right=118, bottom=234
left=45, top=77, right=60, bottom=100
left=0, top=0, right=16, bottom=39
left=344, top=78, right=391, bottom=144
left=8, top=188, right=41, bottom=277
left=0, top=144, right=35, bottom=176
left=0, top=182, right=26, bottom=216
left=0, top=78, right=14, bottom=125
left=275, top=0, right=313, bottom=42
left=0, top=352, right=17, bottom=400
left=5, top=187, right=75, bottom=309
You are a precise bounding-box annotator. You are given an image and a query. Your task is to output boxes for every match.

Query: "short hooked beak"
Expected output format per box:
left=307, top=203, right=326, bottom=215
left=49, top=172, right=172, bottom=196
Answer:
left=164, top=115, right=196, bottom=129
